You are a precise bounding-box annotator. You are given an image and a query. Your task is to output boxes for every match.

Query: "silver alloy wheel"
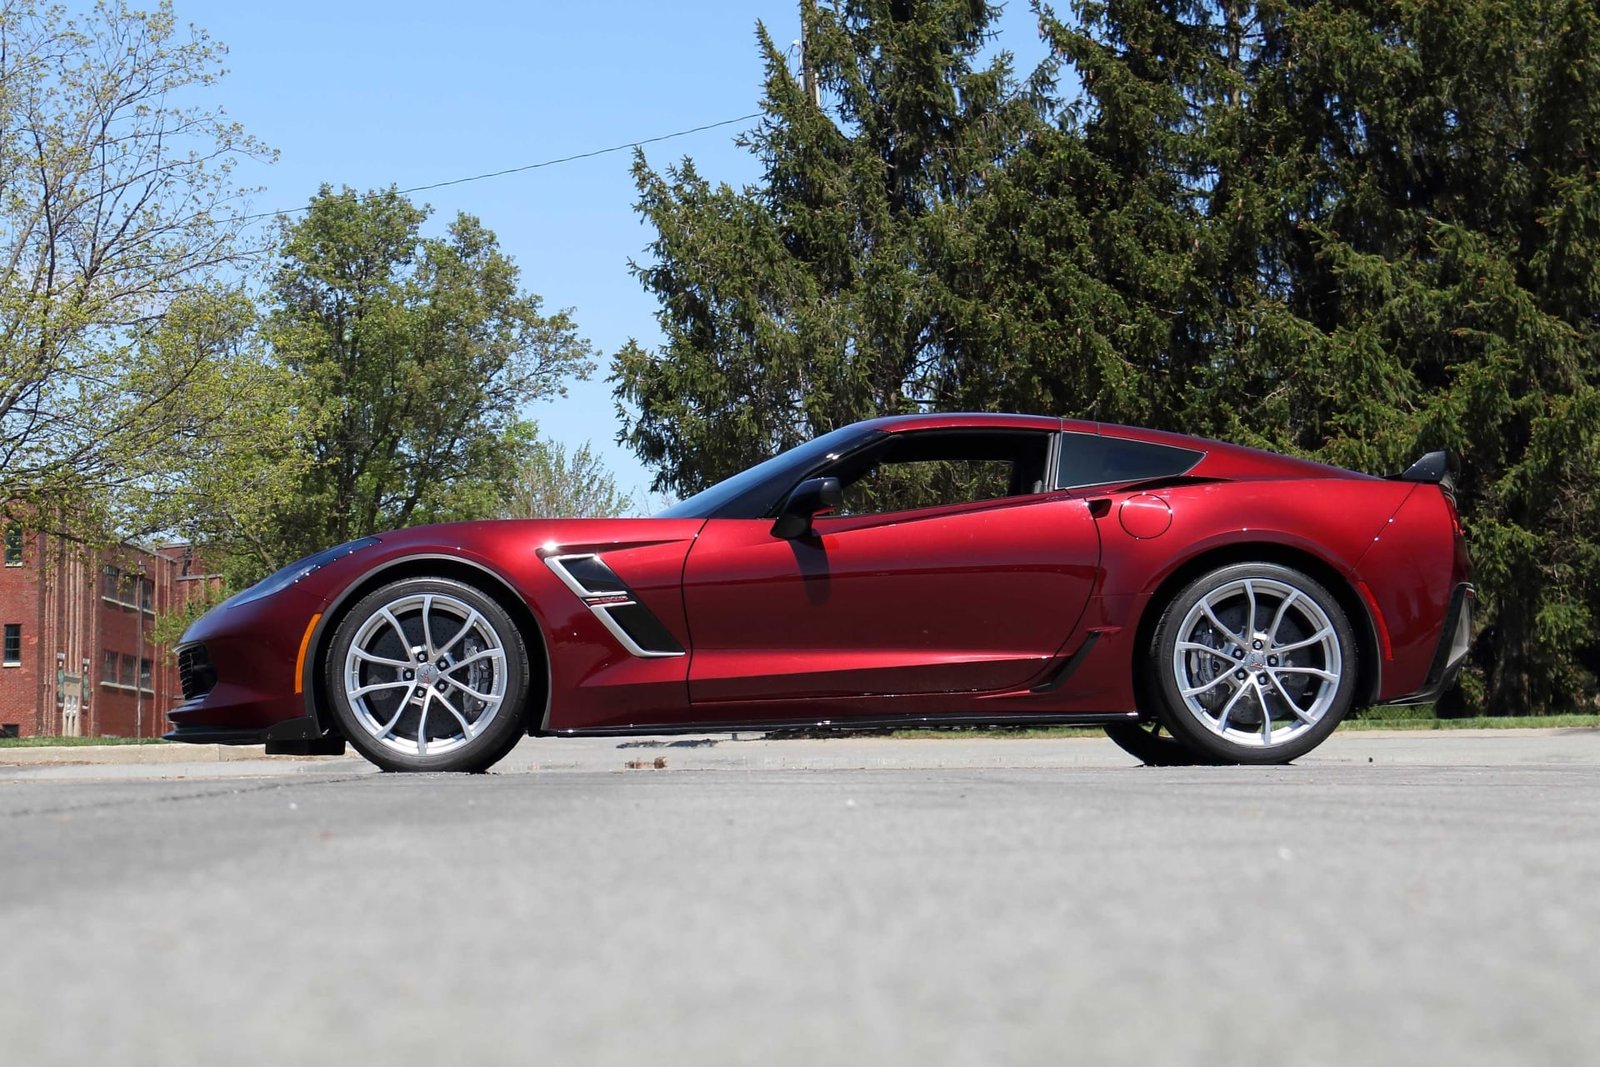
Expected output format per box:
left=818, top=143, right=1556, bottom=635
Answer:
left=341, top=592, right=509, bottom=757
left=1169, top=576, right=1342, bottom=748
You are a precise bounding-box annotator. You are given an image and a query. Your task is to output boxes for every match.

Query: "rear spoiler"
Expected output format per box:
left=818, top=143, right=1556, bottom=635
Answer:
left=1389, top=450, right=1458, bottom=494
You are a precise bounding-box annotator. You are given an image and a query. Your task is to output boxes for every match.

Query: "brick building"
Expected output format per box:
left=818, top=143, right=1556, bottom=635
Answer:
left=0, top=529, right=220, bottom=738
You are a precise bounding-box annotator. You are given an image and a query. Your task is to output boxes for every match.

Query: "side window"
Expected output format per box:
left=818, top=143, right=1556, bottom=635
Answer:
left=828, top=431, right=1051, bottom=517
left=1058, top=432, right=1203, bottom=489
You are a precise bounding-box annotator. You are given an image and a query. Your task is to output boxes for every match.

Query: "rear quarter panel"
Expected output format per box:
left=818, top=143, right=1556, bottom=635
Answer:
left=1080, top=477, right=1426, bottom=707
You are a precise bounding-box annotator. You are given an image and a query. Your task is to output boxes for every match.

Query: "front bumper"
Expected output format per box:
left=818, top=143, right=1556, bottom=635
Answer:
left=164, top=715, right=346, bottom=754
left=1386, top=583, right=1474, bottom=706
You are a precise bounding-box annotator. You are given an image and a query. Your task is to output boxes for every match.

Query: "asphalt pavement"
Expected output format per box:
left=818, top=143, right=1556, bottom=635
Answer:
left=3, top=729, right=1598, bottom=1066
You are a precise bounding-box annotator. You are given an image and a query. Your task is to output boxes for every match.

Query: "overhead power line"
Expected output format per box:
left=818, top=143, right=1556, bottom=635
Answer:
left=236, top=112, right=764, bottom=225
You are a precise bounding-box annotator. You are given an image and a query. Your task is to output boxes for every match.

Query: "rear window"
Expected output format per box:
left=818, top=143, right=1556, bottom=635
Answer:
left=1058, top=432, right=1203, bottom=489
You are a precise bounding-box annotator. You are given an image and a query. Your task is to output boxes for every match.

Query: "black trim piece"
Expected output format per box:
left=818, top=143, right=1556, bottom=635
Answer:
left=545, top=710, right=1142, bottom=737
left=176, top=642, right=217, bottom=701
left=163, top=724, right=270, bottom=746
left=1114, top=475, right=1224, bottom=494
left=1031, top=632, right=1102, bottom=693
left=546, top=554, right=687, bottom=658
left=165, top=715, right=348, bottom=751
left=603, top=602, right=686, bottom=655
left=561, top=555, right=625, bottom=595
left=1383, top=583, right=1474, bottom=706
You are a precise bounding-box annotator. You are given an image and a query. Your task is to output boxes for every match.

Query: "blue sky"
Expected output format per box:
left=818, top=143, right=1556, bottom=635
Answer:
left=179, top=1, right=1047, bottom=508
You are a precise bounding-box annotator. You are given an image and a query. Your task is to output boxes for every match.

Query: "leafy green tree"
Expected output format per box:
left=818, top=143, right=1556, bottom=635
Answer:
left=0, top=0, right=269, bottom=536
left=266, top=186, right=594, bottom=564
left=500, top=439, right=636, bottom=519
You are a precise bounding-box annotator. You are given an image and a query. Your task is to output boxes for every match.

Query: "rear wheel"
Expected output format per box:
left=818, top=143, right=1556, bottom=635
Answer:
left=326, top=577, right=531, bottom=772
left=1149, top=563, right=1357, bottom=765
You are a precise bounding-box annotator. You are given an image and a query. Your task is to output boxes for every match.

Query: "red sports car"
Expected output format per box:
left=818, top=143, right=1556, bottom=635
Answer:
left=167, top=413, right=1473, bottom=771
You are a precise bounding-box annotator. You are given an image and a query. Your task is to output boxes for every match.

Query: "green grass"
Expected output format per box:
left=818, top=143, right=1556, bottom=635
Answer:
left=0, top=735, right=169, bottom=748
left=1341, top=714, right=1599, bottom=731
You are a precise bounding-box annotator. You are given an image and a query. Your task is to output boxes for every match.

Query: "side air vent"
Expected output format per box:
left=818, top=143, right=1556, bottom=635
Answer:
left=176, top=643, right=217, bottom=700
left=544, top=554, right=685, bottom=659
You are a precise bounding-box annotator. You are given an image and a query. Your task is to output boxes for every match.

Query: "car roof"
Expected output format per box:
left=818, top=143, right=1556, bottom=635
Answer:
left=867, top=412, right=1369, bottom=480
left=865, top=412, right=1063, bottom=433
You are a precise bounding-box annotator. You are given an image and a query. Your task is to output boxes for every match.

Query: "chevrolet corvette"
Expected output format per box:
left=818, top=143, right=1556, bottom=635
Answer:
left=167, top=413, right=1473, bottom=770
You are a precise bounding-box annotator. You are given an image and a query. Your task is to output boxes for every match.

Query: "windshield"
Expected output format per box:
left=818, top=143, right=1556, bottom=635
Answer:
left=656, top=424, right=884, bottom=520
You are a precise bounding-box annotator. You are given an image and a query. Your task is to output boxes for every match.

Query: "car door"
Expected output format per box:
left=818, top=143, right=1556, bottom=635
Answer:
left=679, top=428, right=1101, bottom=707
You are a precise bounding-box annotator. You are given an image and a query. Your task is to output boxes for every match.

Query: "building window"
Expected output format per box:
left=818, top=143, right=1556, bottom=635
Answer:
left=119, top=653, right=136, bottom=687
left=140, top=577, right=154, bottom=613
left=4, top=526, right=21, bottom=566
left=2, top=624, right=19, bottom=666
left=101, top=565, right=120, bottom=599
left=103, top=649, right=118, bottom=686
left=139, top=657, right=152, bottom=693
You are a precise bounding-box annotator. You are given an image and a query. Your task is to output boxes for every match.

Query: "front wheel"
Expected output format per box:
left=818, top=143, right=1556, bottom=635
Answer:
left=1149, top=563, right=1358, bottom=765
left=326, top=577, right=531, bottom=772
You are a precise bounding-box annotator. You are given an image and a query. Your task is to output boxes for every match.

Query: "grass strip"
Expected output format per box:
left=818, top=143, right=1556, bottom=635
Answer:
left=0, top=735, right=169, bottom=748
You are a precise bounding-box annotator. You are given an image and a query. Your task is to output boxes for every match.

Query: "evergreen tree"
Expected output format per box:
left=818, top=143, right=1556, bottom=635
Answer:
left=616, top=0, right=1600, bottom=714
left=613, top=0, right=1038, bottom=497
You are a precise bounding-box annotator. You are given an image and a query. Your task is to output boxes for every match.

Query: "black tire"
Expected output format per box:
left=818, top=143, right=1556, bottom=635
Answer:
left=325, top=577, right=531, bottom=772
left=1149, top=562, right=1358, bottom=765
left=1103, top=720, right=1226, bottom=766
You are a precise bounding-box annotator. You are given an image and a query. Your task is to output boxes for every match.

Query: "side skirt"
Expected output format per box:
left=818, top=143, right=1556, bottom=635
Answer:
left=541, top=710, right=1140, bottom=738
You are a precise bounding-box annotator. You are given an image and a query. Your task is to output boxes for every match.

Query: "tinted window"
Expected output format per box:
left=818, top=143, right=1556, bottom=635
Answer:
left=828, top=431, right=1052, bottom=516
left=1057, top=432, right=1203, bottom=489
left=656, top=425, right=884, bottom=520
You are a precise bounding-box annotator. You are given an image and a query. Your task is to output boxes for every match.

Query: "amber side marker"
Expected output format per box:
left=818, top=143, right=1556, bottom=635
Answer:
left=294, top=613, right=323, bottom=694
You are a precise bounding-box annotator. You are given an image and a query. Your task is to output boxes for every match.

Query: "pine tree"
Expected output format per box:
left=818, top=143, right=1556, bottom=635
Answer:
left=613, top=0, right=1038, bottom=497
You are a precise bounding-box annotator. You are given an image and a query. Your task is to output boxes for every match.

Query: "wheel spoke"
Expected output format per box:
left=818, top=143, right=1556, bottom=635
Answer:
left=1177, top=641, right=1236, bottom=663
left=415, top=690, right=432, bottom=756
left=433, top=688, right=477, bottom=739
left=378, top=607, right=411, bottom=655
left=377, top=691, right=413, bottom=737
left=1199, top=601, right=1243, bottom=642
left=437, top=610, right=484, bottom=657
left=443, top=674, right=497, bottom=704
left=1275, top=665, right=1338, bottom=681
left=1259, top=687, right=1274, bottom=744
left=421, top=594, right=436, bottom=656
left=1243, top=580, right=1259, bottom=640
left=1181, top=671, right=1235, bottom=699
left=444, top=647, right=504, bottom=673
left=1268, top=673, right=1316, bottom=723
left=1267, top=590, right=1301, bottom=645
left=352, top=648, right=413, bottom=669
left=1213, top=680, right=1252, bottom=732
left=1273, top=626, right=1333, bottom=654
left=350, top=678, right=414, bottom=699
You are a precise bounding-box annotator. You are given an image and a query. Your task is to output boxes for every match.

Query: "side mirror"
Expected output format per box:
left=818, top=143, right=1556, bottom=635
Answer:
left=771, top=477, right=843, bottom=539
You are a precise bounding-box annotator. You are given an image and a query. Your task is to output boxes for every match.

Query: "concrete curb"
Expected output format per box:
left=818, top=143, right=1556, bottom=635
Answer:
left=0, top=743, right=347, bottom=766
